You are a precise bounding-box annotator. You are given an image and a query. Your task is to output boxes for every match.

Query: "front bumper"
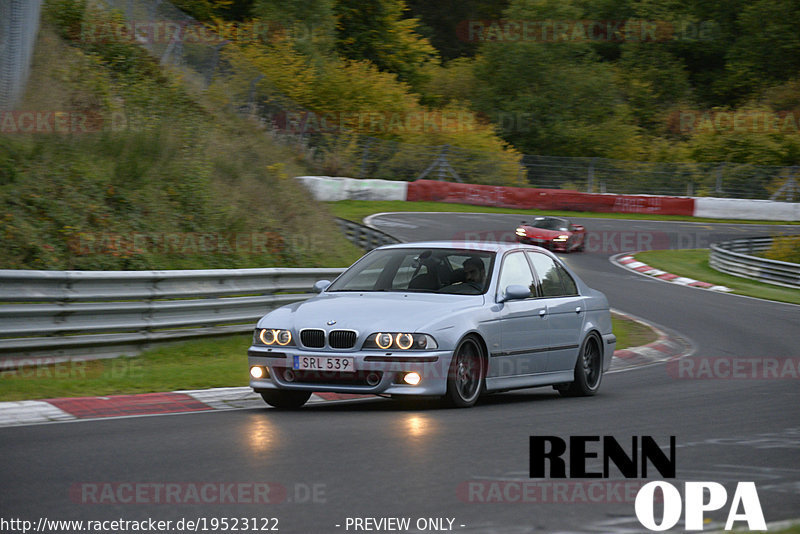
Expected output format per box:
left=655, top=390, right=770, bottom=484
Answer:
left=602, top=333, right=616, bottom=371
left=247, top=346, right=454, bottom=396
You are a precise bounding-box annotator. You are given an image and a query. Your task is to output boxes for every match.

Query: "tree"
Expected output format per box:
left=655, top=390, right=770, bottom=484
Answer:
left=333, top=0, right=437, bottom=89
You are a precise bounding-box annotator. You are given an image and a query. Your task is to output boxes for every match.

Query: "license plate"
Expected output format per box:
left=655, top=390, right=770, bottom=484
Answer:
left=293, top=355, right=355, bottom=373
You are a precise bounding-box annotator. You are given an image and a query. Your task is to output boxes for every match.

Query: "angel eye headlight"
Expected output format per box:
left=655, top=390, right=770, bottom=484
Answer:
left=375, top=333, right=394, bottom=350
left=276, top=330, right=292, bottom=346
left=365, top=332, right=437, bottom=350
left=259, top=329, right=277, bottom=345
left=395, top=333, right=414, bottom=350
left=257, top=329, right=293, bottom=346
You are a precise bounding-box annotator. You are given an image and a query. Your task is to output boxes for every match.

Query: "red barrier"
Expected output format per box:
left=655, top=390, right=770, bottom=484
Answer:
left=406, top=180, right=695, bottom=216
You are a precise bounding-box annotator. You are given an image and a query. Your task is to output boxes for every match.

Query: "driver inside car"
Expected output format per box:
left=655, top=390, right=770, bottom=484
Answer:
left=440, top=257, right=486, bottom=294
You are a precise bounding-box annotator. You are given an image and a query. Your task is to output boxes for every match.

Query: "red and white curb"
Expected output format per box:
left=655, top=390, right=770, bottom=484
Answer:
left=609, top=310, right=694, bottom=372
left=0, top=388, right=369, bottom=428
left=614, top=254, right=733, bottom=292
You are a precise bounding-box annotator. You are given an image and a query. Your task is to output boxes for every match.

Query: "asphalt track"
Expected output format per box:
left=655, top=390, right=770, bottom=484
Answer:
left=1, top=213, right=799, bottom=534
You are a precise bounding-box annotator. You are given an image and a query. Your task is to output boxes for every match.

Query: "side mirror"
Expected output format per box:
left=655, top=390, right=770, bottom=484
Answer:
left=313, top=280, right=331, bottom=293
left=500, top=284, right=530, bottom=302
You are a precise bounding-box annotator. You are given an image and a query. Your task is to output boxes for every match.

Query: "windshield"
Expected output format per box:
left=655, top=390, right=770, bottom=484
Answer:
left=328, top=248, right=495, bottom=295
left=530, top=218, right=569, bottom=231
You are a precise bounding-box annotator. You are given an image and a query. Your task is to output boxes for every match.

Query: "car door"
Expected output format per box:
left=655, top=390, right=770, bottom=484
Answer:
left=491, top=251, right=549, bottom=378
left=526, top=251, right=585, bottom=372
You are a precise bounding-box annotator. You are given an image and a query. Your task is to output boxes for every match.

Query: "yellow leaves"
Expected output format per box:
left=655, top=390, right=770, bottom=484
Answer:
left=216, top=11, right=519, bottom=184
left=267, top=163, right=288, bottom=180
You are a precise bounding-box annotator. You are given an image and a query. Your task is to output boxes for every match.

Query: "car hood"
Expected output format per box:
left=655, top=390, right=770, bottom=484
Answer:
left=259, top=291, right=484, bottom=333
left=523, top=226, right=569, bottom=238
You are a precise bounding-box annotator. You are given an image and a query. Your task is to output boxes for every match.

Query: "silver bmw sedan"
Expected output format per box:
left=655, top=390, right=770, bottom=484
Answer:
left=248, top=242, right=615, bottom=408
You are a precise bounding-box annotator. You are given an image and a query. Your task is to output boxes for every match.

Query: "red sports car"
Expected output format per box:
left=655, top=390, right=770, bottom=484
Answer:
left=515, top=216, right=585, bottom=252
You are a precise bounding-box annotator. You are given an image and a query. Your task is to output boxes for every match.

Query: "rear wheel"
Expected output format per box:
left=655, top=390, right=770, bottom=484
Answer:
left=260, top=390, right=311, bottom=409
left=559, top=334, right=603, bottom=397
left=445, top=336, right=485, bottom=408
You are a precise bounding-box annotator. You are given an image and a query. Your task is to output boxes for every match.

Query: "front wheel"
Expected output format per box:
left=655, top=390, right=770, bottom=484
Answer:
left=445, top=336, right=485, bottom=408
left=260, top=390, right=311, bottom=409
left=559, top=334, right=603, bottom=397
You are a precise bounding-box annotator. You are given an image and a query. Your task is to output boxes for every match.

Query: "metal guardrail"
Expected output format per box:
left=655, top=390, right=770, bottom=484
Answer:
left=0, top=218, right=398, bottom=367
left=709, top=236, right=800, bottom=288
left=335, top=218, right=402, bottom=250
left=0, top=0, right=43, bottom=110
left=0, top=267, right=345, bottom=367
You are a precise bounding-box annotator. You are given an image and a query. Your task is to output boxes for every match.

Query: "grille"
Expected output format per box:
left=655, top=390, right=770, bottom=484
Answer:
left=300, top=329, right=325, bottom=348
left=328, top=330, right=357, bottom=349
left=287, top=369, right=382, bottom=386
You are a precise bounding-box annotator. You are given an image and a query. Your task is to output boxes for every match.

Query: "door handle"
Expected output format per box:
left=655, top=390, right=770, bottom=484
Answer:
left=575, top=306, right=582, bottom=314
left=539, top=309, right=546, bottom=317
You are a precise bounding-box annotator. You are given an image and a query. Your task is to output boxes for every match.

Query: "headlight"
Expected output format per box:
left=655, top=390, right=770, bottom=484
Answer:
left=515, top=227, right=527, bottom=237
left=364, top=332, right=438, bottom=350
left=255, top=328, right=294, bottom=346
left=553, top=235, right=569, bottom=242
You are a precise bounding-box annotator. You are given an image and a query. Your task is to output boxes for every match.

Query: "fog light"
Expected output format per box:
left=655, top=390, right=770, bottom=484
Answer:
left=403, top=372, right=421, bottom=386
left=250, top=366, right=265, bottom=379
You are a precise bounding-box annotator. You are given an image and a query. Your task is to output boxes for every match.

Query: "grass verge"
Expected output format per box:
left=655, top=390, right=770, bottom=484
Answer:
left=0, top=314, right=652, bottom=401
left=635, top=250, right=800, bottom=305
left=771, top=524, right=800, bottom=534
left=612, top=312, right=658, bottom=349
left=327, top=200, right=800, bottom=226
left=0, top=335, right=252, bottom=402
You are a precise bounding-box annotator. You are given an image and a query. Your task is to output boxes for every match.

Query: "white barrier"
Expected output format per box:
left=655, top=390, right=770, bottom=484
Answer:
left=694, top=198, right=800, bottom=221
left=296, top=176, right=407, bottom=201
left=296, top=176, right=800, bottom=222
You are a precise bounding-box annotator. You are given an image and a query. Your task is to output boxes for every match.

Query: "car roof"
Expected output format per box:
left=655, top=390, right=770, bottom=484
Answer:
left=376, top=241, right=544, bottom=253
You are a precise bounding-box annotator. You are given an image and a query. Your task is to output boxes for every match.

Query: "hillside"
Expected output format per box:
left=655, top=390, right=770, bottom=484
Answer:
left=0, top=2, right=362, bottom=270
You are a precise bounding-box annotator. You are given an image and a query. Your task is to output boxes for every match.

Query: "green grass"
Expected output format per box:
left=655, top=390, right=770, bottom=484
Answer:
left=635, top=249, right=800, bottom=305
left=0, top=335, right=252, bottom=401
left=724, top=523, right=800, bottom=534
left=771, top=524, right=800, bottom=534
left=612, top=312, right=658, bottom=349
left=0, top=314, right=652, bottom=401
left=327, top=200, right=800, bottom=226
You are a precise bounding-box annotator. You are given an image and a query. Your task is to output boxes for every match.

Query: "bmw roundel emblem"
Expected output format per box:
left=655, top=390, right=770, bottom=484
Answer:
left=326, top=320, right=337, bottom=325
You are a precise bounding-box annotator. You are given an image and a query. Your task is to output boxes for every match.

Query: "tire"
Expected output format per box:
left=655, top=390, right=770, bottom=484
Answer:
left=260, top=390, right=311, bottom=409
left=559, top=334, right=603, bottom=397
left=445, top=336, right=486, bottom=408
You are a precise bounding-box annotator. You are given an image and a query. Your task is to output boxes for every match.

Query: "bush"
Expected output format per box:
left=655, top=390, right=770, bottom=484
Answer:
left=762, top=236, right=800, bottom=264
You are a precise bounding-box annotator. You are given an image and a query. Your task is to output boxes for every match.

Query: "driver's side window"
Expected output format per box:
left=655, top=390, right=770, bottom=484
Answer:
left=497, top=252, right=535, bottom=299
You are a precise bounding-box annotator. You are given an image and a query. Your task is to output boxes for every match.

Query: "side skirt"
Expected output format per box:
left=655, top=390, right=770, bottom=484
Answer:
left=485, top=370, right=574, bottom=392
